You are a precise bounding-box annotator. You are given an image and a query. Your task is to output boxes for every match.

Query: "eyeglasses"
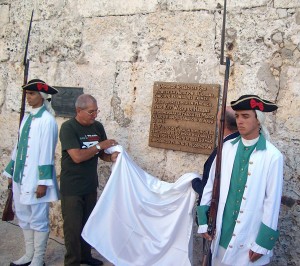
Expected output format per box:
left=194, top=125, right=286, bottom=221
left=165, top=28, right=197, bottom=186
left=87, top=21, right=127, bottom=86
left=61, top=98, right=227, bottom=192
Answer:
left=82, top=109, right=100, bottom=116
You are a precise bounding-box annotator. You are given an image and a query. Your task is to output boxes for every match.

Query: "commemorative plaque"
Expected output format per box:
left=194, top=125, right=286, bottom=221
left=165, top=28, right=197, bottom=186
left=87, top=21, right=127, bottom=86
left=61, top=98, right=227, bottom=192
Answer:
left=149, top=82, right=220, bottom=155
left=52, top=87, right=83, bottom=117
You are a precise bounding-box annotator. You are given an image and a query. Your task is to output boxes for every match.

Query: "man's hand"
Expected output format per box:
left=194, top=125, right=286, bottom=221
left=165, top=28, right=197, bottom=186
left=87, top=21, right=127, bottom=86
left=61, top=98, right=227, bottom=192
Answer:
left=36, top=185, right=47, bottom=198
left=110, top=151, right=120, bottom=162
left=8, top=178, right=12, bottom=189
left=100, top=139, right=118, bottom=150
left=200, top=232, right=213, bottom=241
left=249, top=250, right=263, bottom=262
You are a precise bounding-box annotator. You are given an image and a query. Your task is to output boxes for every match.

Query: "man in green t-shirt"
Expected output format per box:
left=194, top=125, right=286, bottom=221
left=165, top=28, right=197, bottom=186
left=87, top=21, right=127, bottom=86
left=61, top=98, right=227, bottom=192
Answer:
left=60, top=94, right=119, bottom=266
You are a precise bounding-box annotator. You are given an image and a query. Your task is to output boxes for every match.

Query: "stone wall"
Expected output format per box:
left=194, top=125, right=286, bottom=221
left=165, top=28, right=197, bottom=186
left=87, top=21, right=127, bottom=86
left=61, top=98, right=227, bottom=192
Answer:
left=0, top=0, right=299, bottom=265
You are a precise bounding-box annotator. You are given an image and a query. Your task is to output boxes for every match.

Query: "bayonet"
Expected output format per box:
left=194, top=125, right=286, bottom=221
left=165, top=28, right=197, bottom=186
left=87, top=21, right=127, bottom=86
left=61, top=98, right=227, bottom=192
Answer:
left=220, top=0, right=227, bottom=65
left=20, top=9, right=34, bottom=125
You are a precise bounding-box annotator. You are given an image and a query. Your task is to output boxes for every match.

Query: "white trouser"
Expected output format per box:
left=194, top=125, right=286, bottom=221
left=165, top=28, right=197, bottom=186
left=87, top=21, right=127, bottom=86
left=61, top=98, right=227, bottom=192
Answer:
left=212, top=246, right=227, bottom=266
left=14, top=191, right=50, bottom=232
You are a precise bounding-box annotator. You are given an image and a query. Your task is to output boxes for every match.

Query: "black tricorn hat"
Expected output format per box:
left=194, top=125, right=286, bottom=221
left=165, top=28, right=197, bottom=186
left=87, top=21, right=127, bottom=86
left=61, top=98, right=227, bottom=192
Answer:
left=231, top=95, right=278, bottom=112
left=22, top=79, right=58, bottom=95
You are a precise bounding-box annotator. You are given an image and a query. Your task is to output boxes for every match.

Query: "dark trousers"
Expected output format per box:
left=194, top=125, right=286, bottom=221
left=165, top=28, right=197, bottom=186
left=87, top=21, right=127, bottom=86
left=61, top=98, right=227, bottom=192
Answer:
left=61, top=192, right=97, bottom=266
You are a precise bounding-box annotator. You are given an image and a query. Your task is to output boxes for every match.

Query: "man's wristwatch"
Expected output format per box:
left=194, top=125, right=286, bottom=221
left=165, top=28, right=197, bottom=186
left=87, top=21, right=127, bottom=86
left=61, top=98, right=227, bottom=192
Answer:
left=96, top=143, right=101, bottom=151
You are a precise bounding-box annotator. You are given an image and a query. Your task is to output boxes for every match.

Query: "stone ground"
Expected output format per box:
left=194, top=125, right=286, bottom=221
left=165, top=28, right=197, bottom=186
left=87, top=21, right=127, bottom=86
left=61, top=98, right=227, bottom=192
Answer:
left=0, top=218, right=113, bottom=266
left=0, top=218, right=202, bottom=266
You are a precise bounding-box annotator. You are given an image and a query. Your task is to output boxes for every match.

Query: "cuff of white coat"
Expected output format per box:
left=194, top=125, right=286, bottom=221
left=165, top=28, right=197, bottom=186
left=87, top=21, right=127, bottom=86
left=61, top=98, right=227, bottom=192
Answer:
left=3, top=171, right=12, bottom=179
left=38, top=165, right=53, bottom=180
left=250, top=242, right=270, bottom=255
left=198, top=224, right=208, bottom=234
left=37, top=179, right=53, bottom=186
left=255, top=222, right=279, bottom=250
left=197, top=205, right=209, bottom=225
left=4, top=160, right=14, bottom=177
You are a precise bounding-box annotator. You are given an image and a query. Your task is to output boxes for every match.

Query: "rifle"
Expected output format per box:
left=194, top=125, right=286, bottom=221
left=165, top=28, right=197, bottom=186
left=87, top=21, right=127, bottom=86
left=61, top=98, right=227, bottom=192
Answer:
left=201, top=0, right=230, bottom=265
left=2, top=10, right=34, bottom=222
left=202, top=57, right=230, bottom=266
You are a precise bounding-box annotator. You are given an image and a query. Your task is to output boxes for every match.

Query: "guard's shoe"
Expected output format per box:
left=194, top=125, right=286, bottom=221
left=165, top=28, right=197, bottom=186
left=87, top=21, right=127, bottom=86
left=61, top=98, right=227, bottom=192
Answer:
left=80, top=257, right=103, bottom=266
left=10, top=262, right=31, bottom=266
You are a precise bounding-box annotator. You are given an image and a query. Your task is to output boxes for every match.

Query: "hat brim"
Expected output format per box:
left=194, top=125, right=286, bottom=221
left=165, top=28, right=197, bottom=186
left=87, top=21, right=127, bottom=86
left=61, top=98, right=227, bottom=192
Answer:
left=22, top=81, right=58, bottom=95
left=231, top=95, right=278, bottom=112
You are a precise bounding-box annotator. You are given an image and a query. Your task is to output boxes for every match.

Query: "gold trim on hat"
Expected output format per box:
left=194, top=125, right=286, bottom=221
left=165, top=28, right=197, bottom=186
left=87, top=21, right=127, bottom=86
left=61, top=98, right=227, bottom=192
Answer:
left=231, top=96, right=277, bottom=106
left=22, top=81, right=46, bottom=89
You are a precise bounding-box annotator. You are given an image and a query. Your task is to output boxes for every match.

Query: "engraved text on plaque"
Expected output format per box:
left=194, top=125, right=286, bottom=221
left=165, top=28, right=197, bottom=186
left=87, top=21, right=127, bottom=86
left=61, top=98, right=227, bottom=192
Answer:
left=149, top=82, right=220, bottom=154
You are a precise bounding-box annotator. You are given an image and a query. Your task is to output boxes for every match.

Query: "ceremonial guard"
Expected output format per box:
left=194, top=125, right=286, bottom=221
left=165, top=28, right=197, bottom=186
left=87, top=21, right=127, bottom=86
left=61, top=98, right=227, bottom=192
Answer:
left=3, top=79, right=59, bottom=266
left=198, top=95, right=283, bottom=266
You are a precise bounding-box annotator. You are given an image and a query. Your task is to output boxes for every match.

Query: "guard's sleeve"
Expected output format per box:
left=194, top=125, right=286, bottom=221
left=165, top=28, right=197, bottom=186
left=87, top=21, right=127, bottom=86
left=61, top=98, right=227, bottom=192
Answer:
left=3, top=160, right=15, bottom=178
left=3, top=144, right=18, bottom=178
left=37, top=116, right=58, bottom=186
left=197, top=158, right=216, bottom=233
left=253, top=151, right=283, bottom=253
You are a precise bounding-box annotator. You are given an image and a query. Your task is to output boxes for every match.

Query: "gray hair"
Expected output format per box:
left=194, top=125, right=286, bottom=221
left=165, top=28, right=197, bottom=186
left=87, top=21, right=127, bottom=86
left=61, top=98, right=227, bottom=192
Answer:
left=255, top=110, right=270, bottom=140
left=75, top=94, right=97, bottom=109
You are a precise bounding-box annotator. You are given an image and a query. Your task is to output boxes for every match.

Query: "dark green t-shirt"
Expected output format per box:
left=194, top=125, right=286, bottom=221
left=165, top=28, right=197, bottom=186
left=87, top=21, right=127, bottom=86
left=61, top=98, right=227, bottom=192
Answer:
left=59, top=118, right=107, bottom=196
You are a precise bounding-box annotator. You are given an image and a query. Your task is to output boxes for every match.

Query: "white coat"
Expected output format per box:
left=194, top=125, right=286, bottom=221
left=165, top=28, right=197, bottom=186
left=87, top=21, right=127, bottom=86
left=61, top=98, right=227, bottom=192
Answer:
left=4, top=107, right=59, bottom=205
left=199, top=137, right=283, bottom=266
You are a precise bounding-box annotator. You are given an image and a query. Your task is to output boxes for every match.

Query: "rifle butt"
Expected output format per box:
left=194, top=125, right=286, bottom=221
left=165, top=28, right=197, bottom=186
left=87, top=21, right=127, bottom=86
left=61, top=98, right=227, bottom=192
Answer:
left=201, top=239, right=212, bottom=266
left=201, top=254, right=209, bottom=266
left=2, top=188, right=14, bottom=221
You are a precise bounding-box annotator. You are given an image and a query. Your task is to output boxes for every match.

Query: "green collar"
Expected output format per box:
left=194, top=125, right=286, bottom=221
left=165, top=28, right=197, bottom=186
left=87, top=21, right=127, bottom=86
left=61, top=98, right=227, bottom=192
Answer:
left=231, top=133, right=266, bottom=150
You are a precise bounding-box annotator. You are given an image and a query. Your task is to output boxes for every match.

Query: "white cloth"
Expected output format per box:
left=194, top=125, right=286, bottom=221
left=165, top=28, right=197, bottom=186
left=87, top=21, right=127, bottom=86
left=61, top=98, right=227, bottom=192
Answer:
left=198, top=138, right=283, bottom=266
left=82, top=145, right=199, bottom=266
